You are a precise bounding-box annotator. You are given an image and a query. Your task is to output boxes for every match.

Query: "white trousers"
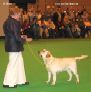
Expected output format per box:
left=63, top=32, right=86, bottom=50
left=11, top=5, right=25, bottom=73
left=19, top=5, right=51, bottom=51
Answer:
left=3, top=52, right=26, bottom=87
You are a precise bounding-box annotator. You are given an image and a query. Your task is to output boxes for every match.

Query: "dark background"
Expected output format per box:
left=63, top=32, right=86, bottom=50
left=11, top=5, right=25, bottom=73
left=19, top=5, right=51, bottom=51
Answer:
left=9, top=0, right=36, bottom=3
left=9, top=0, right=36, bottom=10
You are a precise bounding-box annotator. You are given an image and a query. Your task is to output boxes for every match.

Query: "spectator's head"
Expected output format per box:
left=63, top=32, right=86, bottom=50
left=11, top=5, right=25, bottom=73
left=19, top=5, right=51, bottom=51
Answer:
left=48, top=18, right=52, bottom=22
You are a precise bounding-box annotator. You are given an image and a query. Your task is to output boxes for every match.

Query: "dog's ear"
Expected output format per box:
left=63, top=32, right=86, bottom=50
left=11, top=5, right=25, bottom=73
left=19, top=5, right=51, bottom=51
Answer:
left=46, top=52, right=51, bottom=58
left=38, top=51, right=40, bottom=54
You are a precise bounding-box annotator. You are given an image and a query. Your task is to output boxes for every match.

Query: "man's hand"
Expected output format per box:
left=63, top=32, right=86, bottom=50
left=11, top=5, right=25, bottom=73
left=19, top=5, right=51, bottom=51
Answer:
left=26, top=38, right=32, bottom=42
left=21, top=35, right=27, bottom=39
left=21, top=35, right=32, bottom=42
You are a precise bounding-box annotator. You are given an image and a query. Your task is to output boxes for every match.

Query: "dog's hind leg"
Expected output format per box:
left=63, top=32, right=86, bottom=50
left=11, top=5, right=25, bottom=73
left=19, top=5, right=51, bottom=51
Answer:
left=46, top=71, right=51, bottom=84
left=67, top=70, right=72, bottom=82
left=51, top=72, right=56, bottom=85
left=71, top=68, right=79, bottom=84
left=74, top=72, right=79, bottom=84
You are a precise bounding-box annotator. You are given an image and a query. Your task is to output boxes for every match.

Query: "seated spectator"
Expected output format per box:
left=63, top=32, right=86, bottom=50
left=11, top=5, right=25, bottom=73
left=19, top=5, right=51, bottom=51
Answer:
left=72, top=23, right=81, bottom=38
left=30, top=17, right=40, bottom=39
left=22, top=20, right=31, bottom=38
left=39, top=20, right=49, bottom=38
left=47, top=18, right=56, bottom=38
left=58, top=21, right=65, bottom=38
left=22, top=11, right=29, bottom=23
left=63, top=13, right=73, bottom=38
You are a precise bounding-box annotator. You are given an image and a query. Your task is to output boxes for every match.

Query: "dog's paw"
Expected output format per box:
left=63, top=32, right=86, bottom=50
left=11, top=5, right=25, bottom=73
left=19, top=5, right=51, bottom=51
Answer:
left=51, top=82, right=55, bottom=86
left=45, top=80, right=50, bottom=84
left=76, top=80, right=80, bottom=84
left=67, top=79, right=71, bottom=82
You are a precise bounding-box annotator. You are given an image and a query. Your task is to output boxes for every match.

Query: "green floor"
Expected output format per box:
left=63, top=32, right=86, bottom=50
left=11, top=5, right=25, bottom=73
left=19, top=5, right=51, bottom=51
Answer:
left=0, top=39, right=91, bottom=92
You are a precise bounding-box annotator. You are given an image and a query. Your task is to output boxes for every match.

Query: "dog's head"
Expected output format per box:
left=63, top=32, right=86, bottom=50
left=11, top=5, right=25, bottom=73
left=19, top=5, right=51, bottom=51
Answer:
left=39, top=49, right=52, bottom=59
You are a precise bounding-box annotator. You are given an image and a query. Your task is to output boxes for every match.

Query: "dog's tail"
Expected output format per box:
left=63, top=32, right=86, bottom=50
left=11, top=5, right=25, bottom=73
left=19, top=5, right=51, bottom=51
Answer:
left=75, top=55, right=88, bottom=60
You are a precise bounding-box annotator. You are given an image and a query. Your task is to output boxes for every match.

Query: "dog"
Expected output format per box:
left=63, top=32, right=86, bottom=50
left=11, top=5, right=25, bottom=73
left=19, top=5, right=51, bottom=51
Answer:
left=39, top=49, right=88, bottom=85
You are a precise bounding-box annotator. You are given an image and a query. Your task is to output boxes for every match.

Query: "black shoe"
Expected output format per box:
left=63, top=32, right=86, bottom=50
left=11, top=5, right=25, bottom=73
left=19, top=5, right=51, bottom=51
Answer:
left=22, top=82, right=29, bottom=85
left=18, top=82, right=29, bottom=86
left=3, top=85, right=17, bottom=88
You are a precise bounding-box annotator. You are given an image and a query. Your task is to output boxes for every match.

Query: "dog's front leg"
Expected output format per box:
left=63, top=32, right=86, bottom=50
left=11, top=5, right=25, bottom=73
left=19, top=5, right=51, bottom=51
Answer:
left=51, top=72, right=56, bottom=85
left=46, top=71, right=51, bottom=84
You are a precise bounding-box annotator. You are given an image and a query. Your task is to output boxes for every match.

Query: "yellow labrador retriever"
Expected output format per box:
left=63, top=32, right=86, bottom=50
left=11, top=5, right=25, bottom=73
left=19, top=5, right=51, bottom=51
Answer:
left=39, top=49, right=88, bottom=85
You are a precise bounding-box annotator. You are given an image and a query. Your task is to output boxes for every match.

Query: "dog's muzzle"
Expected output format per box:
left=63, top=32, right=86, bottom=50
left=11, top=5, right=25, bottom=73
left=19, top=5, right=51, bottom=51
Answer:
left=38, top=51, right=42, bottom=58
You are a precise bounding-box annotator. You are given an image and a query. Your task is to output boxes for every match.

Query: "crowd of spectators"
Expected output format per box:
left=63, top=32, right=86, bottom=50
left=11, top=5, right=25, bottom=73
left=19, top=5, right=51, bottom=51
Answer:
left=9, top=5, right=91, bottom=39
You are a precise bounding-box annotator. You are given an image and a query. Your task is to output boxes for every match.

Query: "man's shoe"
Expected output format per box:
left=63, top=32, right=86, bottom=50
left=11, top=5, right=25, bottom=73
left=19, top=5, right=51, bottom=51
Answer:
left=3, top=85, right=17, bottom=88
left=18, top=82, right=29, bottom=86
left=22, top=82, right=29, bottom=85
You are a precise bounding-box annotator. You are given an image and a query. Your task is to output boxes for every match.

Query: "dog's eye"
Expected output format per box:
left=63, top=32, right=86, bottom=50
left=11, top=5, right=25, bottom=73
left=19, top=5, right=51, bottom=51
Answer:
left=42, top=50, right=45, bottom=52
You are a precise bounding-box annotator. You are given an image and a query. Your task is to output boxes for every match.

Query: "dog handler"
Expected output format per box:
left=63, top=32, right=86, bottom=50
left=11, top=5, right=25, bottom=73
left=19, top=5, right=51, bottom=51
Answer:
left=3, top=7, right=29, bottom=88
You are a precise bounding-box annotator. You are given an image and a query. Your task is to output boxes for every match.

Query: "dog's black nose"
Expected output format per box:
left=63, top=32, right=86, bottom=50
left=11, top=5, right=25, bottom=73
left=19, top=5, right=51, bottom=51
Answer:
left=40, top=55, right=42, bottom=57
